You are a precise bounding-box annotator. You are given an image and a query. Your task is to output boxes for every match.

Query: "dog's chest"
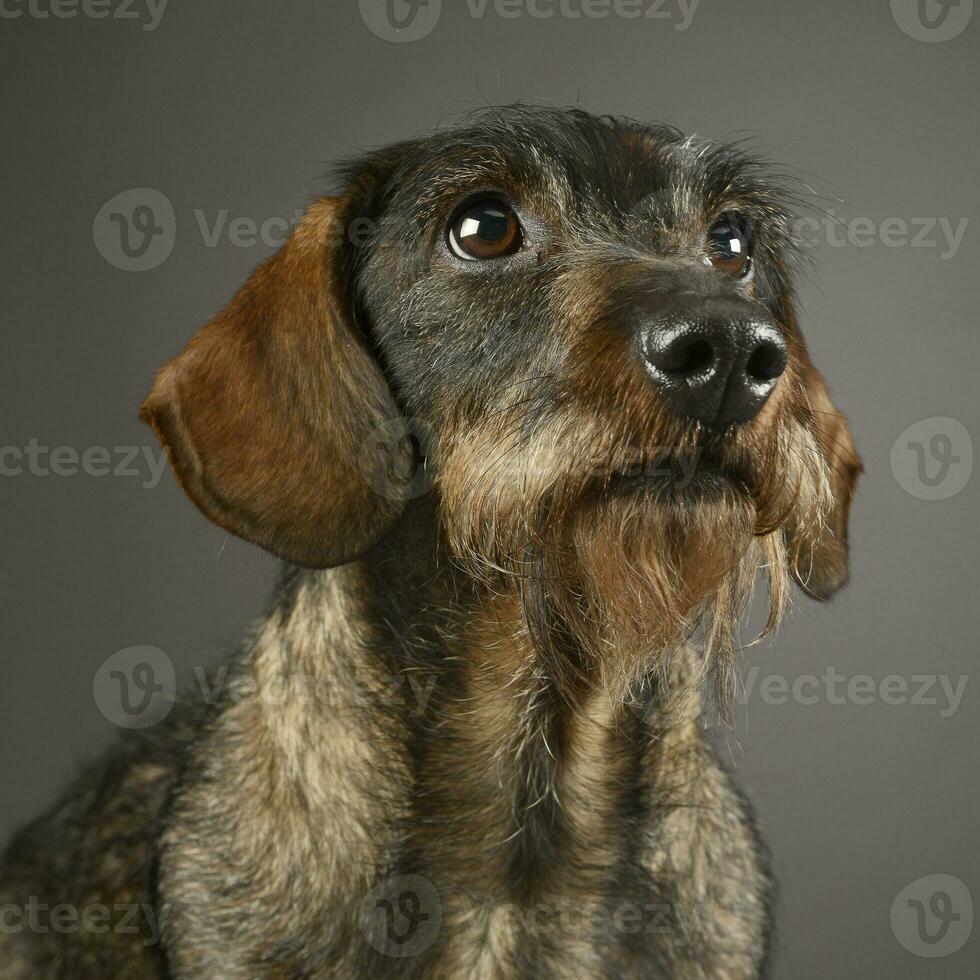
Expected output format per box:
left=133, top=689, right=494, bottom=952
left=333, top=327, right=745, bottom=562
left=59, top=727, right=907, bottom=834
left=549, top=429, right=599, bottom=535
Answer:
left=407, top=675, right=648, bottom=976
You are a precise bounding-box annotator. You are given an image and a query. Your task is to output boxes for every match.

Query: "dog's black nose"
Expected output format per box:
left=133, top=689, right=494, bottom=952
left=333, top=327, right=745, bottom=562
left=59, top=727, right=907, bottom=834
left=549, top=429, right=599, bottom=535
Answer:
left=641, top=303, right=788, bottom=429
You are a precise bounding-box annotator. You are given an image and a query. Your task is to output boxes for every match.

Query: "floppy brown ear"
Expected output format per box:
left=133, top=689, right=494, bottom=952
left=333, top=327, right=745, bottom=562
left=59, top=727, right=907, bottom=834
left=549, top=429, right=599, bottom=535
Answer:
left=140, top=197, right=410, bottom=568
left=792, top=366, right=863, bottom=600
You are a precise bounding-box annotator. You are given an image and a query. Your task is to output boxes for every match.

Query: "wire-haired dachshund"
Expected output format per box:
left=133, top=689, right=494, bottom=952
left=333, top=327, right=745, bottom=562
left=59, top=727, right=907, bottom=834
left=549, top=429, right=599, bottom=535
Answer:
left=1, top=106, right=861, bottom=979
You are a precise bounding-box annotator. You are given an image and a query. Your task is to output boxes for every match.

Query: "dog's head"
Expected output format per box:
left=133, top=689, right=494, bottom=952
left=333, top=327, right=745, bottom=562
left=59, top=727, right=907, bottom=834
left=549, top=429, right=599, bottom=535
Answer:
left=143, top=107, right=860, bottom=694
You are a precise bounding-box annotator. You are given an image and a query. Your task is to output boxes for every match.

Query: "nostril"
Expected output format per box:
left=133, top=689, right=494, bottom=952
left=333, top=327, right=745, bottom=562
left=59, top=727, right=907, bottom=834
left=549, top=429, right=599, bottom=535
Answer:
left=746, top=341, right=787, bottom=383
left=677, top=339, right=714, bottom=376
left=657, top=336, right=714, bottom=377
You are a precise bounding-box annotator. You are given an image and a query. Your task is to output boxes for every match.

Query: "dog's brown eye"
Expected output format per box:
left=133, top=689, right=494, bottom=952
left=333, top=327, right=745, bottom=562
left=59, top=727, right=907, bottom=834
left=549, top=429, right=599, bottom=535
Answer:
left=449, top=198, right=523, bottom=261
left=707, top=212, right=754, bottom=278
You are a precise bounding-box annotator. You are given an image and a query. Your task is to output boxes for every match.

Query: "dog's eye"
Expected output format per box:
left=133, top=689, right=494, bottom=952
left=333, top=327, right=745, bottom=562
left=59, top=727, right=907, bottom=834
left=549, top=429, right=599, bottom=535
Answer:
left=707, top=212, right=755, bottom=278
left=448, top=198, right=523, bottom=261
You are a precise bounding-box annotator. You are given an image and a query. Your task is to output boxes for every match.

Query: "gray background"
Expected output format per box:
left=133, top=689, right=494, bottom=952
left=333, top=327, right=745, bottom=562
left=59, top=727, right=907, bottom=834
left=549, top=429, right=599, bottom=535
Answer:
left=1, top=0, right=977, bottom=976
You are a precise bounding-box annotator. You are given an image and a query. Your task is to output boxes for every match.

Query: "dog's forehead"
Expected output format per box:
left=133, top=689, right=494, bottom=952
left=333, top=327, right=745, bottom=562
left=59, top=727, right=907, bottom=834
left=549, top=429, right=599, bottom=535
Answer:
left=402, top=121, right=668, bottom=206
left=382, top=119, right=668, bottom=203
left=378, top=113, right=760, bottom=222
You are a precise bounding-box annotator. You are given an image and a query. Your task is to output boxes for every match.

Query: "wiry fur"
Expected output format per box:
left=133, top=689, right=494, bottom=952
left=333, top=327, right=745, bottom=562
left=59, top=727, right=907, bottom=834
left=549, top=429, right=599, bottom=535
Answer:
left=0, top=107, right=860, bottom=979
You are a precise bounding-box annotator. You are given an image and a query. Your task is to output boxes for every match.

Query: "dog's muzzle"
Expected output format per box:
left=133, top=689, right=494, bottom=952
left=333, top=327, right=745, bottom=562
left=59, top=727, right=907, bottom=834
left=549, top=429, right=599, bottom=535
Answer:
left=639, top=295, right=787, bottom=430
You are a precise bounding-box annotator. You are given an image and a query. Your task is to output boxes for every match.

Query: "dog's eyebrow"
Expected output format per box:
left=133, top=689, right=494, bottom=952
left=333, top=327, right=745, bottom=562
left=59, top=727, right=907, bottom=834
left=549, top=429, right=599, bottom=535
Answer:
left=369, top=169, right=495, bottom=233
left=628, top=187, right=676, bottom=217
left=408, top=157, right=526, bottom=209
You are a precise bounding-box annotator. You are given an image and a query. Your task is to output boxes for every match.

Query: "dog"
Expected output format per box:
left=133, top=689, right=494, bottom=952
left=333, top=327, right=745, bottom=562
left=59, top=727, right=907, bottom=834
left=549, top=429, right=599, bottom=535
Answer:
left=0, top=106, right=861, bottom=979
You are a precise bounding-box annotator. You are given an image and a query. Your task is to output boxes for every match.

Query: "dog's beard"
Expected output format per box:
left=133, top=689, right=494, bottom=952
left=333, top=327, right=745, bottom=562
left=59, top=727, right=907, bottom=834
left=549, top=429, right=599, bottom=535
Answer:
left=440, top=404, right=833, bottom=717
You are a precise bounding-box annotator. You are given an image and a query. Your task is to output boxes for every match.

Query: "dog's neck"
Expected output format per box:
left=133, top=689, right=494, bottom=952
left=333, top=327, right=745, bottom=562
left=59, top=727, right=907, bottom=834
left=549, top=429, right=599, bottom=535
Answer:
left=242, top=498, right=703, bottom=916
